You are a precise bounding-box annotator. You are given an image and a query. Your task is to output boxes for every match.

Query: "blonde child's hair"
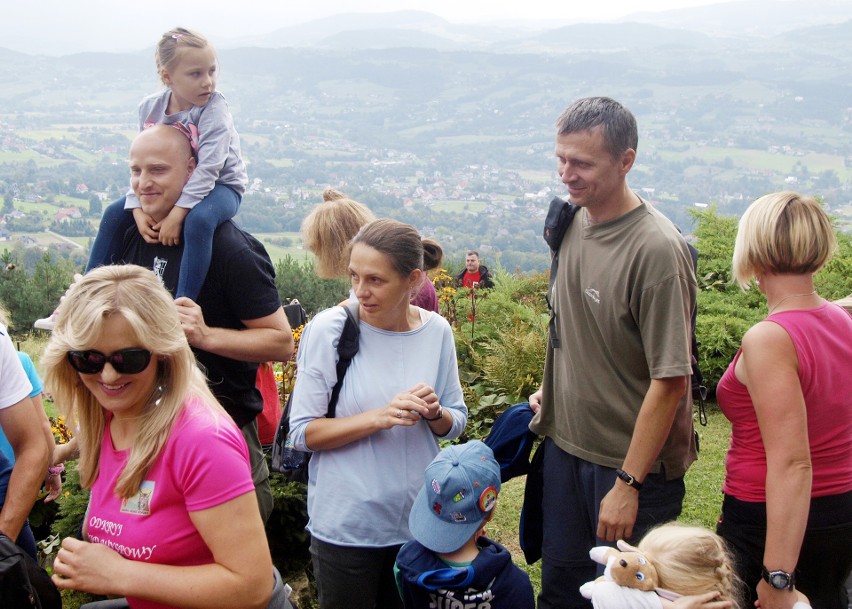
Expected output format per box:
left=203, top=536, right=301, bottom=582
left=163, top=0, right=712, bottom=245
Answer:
left=155, top=27, right=212, bottom=85
left=301, top=188, right=376, bottom=278
left=637, top=523, right=743, bottom=608
left=40, top=265, right=226, bottom=499
left=732, top=191, right=836, bottom=288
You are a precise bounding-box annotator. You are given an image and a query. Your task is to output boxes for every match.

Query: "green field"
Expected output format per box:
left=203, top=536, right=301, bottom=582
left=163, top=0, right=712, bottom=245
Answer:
left=430, top=200, right=490, bottom=213
left=253, top=232, right=309, bottom=263
left=655, top=144, right=852, bottom=180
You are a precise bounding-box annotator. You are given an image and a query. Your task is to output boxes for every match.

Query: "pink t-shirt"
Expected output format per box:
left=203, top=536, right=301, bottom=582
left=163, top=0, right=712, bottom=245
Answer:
left=717, top=303, right=852, bottom=502
left=86, top=396, right=255, bottom=609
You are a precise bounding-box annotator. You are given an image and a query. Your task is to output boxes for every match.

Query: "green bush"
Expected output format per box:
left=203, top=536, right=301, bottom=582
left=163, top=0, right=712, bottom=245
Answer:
left=265, top=472, right=310, bottom=574
left=443, top=271, right=549, bottom=439
left=0, top=251, right=77, bottom=334
left=691, top=206, right=852, bottom=394
left=50, top=462, right=89, bottom=541
left=274, top=255, right=348, bottom=315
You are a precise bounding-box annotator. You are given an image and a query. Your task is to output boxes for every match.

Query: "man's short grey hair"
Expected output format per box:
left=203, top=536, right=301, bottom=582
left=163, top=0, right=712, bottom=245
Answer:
left=555, top=96, right=638, bottom=160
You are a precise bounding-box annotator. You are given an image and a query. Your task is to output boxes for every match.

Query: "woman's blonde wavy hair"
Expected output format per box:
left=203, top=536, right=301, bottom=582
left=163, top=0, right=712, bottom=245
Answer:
left=41, top=265, right=225, bottom=499
left=301, top=188, right=376, bottom=278
left=638, top=523, right=744, bottom=607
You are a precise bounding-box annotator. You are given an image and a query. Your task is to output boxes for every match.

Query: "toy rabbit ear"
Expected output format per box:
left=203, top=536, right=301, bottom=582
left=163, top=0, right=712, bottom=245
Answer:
left=616, top=539, right=641, bottom=553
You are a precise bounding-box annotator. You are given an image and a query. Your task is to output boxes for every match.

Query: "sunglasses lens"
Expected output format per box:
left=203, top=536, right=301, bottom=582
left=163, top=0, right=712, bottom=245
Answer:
left=112, top=349, right=152, bottom=374
left=67, top=351, right=106, bottom=374
left=67, top=349, right=152, bottom=374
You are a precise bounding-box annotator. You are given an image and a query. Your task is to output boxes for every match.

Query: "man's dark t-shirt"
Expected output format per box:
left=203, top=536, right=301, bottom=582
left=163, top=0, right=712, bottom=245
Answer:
left=120, top=220, right=281, bottom=427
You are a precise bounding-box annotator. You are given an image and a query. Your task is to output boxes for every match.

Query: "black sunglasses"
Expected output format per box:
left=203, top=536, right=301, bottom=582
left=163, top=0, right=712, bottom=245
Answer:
left=67, top=349, right=153, bottom=375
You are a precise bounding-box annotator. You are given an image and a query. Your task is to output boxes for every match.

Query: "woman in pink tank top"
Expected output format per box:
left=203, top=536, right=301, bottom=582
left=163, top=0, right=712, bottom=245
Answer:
left=715, top=191, right=852, bottom=609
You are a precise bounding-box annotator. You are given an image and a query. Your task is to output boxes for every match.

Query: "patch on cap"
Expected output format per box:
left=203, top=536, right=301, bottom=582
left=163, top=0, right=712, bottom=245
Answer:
left=479, top=486, right=498, bottom=513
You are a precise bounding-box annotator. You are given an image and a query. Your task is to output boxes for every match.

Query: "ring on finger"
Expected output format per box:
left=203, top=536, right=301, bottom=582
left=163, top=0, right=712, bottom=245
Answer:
left=396, top=409, right=404, bottom=418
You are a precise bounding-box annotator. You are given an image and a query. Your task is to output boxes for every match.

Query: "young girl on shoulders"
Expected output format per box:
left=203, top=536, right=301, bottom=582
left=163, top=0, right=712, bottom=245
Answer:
left=88, top=26, right=246, bottom=301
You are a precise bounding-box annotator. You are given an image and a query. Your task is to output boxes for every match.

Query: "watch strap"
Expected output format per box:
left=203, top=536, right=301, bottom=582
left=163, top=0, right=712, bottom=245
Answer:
left=615, top=468, right=643, bottom=490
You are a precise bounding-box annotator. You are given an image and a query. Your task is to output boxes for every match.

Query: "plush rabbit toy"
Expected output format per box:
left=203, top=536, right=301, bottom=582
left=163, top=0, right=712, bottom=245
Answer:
left=579, top=540, right=680, bottom=609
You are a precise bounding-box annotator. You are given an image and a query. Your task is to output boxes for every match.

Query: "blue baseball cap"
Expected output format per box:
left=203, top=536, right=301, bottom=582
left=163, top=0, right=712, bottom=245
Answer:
left=408, top=440, right=501, bottom=553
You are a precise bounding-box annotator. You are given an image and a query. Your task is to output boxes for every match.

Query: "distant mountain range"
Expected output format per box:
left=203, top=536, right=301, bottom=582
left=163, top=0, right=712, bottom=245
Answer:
left=1, top=0, right=851, bottom=261
left=221, top=1, right=852, bottom=53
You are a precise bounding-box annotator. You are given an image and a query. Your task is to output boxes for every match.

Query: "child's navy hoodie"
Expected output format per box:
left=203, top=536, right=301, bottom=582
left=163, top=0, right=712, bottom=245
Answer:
left=395, top=536, right=534, bottom=609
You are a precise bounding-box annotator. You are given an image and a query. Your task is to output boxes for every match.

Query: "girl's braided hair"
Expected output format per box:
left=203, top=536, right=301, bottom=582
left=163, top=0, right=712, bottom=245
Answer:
left=637, top=523, right=744, bottom=608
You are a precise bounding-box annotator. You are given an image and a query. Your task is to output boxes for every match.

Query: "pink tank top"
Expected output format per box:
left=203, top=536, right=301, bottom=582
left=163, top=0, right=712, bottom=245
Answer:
left=717, top=302, right=852, bottom=501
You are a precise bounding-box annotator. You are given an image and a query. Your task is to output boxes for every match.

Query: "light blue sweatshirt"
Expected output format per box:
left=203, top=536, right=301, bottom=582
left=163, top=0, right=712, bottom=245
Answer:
left=289, top=306, right=467, bottom=547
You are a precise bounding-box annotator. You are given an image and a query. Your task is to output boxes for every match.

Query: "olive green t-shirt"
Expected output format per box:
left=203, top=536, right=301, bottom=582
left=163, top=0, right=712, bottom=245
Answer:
left=531, top=202, right=698, bottom=478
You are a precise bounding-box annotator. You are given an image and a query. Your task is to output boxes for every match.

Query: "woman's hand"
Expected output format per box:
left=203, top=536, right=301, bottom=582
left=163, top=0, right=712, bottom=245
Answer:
left=382, top=387, right=430, bottom=428
left=755, top=580, right=799, bottom=609
left=43, top=471, right=62, bottom=503
left=409, top=383, right=441, bottom=417
left=52, top=537, right=127, bottom=596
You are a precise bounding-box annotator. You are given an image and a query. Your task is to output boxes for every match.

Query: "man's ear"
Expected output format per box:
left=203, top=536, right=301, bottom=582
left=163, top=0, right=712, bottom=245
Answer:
left=619, top=148, right=636, bottom=176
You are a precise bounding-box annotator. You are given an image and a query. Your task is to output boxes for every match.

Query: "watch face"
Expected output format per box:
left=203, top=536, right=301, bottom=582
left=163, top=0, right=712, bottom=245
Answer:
left=769, top=571, right=791, bottom=589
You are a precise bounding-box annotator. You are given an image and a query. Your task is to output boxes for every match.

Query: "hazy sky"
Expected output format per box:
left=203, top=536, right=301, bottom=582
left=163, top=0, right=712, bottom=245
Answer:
left=4, top=0, right=724, bottom=55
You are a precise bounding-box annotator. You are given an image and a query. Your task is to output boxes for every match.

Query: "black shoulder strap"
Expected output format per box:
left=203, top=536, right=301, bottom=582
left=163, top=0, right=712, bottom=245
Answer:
left=328, top=302, right=360, bottom=418
left=543, top=196, right=578, bottom=349
left=685, top=241, right=708, bottom=425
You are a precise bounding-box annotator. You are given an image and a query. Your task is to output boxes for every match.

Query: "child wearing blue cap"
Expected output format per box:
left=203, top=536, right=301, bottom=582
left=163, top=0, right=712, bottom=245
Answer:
left=395, top=440, right=534, bottom=608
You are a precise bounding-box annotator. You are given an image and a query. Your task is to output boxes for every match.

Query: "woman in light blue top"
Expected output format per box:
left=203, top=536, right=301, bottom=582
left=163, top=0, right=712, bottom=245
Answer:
left=289, top=218, right=467, bottom=609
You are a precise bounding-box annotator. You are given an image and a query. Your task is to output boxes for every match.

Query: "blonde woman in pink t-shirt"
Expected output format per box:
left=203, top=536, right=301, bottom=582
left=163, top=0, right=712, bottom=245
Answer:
left=41, top=265, right=291, bottom=609
left=716, top=192, right=852, bottom=609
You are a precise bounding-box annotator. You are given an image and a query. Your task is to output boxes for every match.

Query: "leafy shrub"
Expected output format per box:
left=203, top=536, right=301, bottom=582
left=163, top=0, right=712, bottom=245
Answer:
left=440, top=271, right=549, bottom=439
left=480, top=317, right=547, bottom=406
left=691, top=205, right=852, bottom=393
left=50, top=463, right=89, bottom=542
left=265, top=472, right=310, bottom=573
left=274, top=255, right=348, bottom=315
left=0, top=251, right=77, bottom=334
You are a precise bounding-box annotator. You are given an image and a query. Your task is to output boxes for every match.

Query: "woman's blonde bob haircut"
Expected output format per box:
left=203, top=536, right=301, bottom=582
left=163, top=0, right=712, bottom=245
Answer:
left=301, top=188, right=376, bottom=278
left=41, top=265, right=225, bottom=499
left=732, top=191, right=836, bottom=288
left=638, top=523, right=743, bottom=608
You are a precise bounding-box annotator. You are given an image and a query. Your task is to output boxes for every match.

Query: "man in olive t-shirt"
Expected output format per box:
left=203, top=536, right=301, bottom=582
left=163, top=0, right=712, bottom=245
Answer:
left=528, top=97, right=697, bottom=609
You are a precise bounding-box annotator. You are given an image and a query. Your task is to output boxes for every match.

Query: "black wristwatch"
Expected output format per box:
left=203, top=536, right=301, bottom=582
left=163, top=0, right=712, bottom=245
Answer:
left=615, top=468, right=643, bottom=491
left=761, top=566, right=795, bottom=591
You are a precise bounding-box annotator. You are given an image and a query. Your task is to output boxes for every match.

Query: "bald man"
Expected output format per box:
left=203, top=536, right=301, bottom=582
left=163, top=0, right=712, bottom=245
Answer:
left=117, top=124, right=293, bottom=521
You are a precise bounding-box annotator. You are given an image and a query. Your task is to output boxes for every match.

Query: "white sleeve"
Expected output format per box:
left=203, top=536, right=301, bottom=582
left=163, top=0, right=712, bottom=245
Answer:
left=0, top=329, right=32, bottom=409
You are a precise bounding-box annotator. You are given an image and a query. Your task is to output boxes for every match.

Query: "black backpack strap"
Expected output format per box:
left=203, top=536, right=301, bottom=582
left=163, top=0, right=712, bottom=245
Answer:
left=328, top=302, right=360, bottom=418
left=543, top=197, right=578, bottom=349
left=685, top=242, right=708, bottom=426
